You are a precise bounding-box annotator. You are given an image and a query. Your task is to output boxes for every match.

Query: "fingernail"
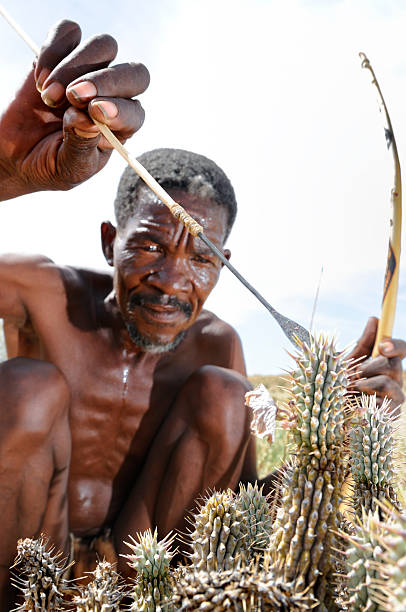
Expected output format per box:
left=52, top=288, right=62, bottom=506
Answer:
left=379, top=341, right=394, bottom=354
left=92, top=101, right=118, bottom=120
left=41, top=81, right=65, bottom=107
left=67, top=81, right=97, bottom=101
left=36, top=68, right=50, bottom=92
left=73, top=127, right=100, bottom=139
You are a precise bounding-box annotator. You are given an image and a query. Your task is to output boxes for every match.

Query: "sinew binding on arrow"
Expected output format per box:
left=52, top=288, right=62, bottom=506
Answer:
left=0, top=4, right=310, bottom=347
left=360, top=53, right=402, bottom=357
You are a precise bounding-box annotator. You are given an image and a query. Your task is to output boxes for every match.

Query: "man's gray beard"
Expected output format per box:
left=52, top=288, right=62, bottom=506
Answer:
left=125, top=321, right=186, bottom=354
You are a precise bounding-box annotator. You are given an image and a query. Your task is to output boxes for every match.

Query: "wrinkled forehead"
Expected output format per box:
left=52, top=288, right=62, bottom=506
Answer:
left=119, top=185, right=228, bottom=242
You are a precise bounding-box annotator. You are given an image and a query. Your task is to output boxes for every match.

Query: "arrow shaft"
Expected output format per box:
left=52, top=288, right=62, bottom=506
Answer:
left=1, top=5, right=311, bottom=348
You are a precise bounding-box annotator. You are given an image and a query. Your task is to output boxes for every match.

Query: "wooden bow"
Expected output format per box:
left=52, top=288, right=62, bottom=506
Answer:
left=360, top=53, right=402, bottom=356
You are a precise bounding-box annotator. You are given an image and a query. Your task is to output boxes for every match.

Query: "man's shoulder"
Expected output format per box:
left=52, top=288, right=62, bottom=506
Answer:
left=187, top=309, right=246, bottom=373
left=0, top=253, right=62, bottom=290
left=0, top=254, right=112, bottom=293
left=0, top=253, right=112, bottom=301
left=58, top=265, right=113, bottom=294
left=0, top=252, right=55, bottom=271
left=196, top=309, right=240, bottom=341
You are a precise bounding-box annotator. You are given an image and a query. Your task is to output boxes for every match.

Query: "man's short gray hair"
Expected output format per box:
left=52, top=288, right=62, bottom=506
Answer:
left=114, top=148, right=237, bottom=241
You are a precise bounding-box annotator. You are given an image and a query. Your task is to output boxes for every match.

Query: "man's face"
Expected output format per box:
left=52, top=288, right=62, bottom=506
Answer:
left=106, top=186, right=230, bottom=352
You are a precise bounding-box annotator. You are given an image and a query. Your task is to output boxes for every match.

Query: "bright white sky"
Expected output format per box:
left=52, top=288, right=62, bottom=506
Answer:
left=0, top=0, right=405, bottom=374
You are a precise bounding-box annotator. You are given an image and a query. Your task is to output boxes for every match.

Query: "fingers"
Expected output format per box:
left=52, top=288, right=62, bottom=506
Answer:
left=67, top=64, right=149, bottom=143
left=353, top=374, right=405, bottom=410
left=36, top=30, right=149, bottom=144
left=62, top=98, right=145, bottom=150
left=64, top=64, right=149, bottom=143
left=40, top=34, right=118, bottom=107
left=56, top=108, right=111, bottom=186
left=35, top=20, right=82, bottom=90
left=66, top=63, right=150, bottom=107
left=357, top=354, right=403, bottom=386
left=89, top=98, right=146, bottom=147
left=378, top=337, right=406, bottom=360
left=28, top=19, right=149, bottom=184
left=349, top=332, right=406, bottom=415
left=347, top=316, right=378, bottom=362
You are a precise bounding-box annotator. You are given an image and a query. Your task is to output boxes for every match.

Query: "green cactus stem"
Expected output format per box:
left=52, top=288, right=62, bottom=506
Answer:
left=369, top=508, right=406, bottom=612
left=349, top=394, right=399, bottom=519
left=340, top=510, right=388, bottom=611
left=269, top=335, right=350, bottom=610
left=124, top=528, right=175, bottom=611
left=236, top=482, right=272, bottom=557
left=188, top=489, right=249, bottom=572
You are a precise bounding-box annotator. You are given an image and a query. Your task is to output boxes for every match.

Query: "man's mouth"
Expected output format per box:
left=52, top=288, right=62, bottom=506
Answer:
left=127, top=293, right=193, bottom=321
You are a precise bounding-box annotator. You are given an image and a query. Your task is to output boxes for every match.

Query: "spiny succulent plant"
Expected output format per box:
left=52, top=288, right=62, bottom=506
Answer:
left=394, top=407, right=406, bottom=502
left=349, top=394, right=399, bottom=518
left=171, top=565, right=317, bottom=611
left=124, top=528, right=175, bottom=611
left=72, top=559, right=125, bottom=611
left=11, top=535, right=73, bottom=611
left=367, top=507, right=406, bottom=612
left=269, top=335, right=350, bottom=610
left=339, top=509, right=388, bottom=612
left=236, top=482, right=272, bottom=557
left=188, top=489, right=249, bottom=572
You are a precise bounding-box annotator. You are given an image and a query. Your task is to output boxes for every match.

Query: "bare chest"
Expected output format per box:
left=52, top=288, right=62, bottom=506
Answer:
left=65, top=345, right=177, bottom=480
left=63, top=340, right=183, bottom=533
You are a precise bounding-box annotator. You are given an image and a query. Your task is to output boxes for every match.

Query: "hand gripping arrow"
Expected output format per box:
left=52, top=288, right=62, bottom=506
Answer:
left=0, top=4, right=310, bottom=348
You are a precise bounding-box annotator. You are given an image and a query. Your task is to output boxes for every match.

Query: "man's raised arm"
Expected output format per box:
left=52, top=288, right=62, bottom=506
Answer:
left=0, top=19, right=149, bottom=201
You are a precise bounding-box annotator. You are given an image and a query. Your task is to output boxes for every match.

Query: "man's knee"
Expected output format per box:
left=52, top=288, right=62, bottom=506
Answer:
left=182, top=365, right=251, bottom=442
left=0, top=357, right=69, bottom=437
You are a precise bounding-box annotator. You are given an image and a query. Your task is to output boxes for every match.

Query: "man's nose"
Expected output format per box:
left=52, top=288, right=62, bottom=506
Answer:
left=146, top=256, right=192, bottom=293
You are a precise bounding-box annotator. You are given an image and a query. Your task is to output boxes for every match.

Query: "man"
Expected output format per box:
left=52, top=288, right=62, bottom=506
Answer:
left=0, top=17, right=405, bottom=609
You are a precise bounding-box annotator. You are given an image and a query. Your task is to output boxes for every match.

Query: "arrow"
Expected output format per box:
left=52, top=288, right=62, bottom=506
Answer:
left=0, top=4, right=310, bottom=347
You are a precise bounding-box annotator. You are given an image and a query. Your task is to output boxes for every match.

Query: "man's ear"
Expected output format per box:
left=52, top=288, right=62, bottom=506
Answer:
left=101, top=221, right=117, bottom=266
left=222, top=249, right=231, bottom=266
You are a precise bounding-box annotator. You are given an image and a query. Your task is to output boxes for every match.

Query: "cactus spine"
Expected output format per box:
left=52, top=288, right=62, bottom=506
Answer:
left=269, top=336, right=349, bottom=609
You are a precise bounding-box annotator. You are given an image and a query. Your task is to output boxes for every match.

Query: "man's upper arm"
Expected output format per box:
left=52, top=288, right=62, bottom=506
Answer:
left=228, top=326, right=247, bottom=376
left=213, top=319, right=259, bottom=481
left=0, top=254, right=55, bottom=326
left=204, top=315, right=247, bottom=376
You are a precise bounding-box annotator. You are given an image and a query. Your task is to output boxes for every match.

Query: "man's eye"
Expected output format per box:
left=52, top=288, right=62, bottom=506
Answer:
left=142, top=245, right=161, bottom=253
left=193, top=254, right=212, bottom=264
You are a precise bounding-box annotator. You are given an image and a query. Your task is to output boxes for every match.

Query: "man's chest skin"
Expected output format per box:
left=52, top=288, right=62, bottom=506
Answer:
left=41, top=318, right=198, bottom=536
left=64, top=332, right=183, bottom=536
left=8, top=267, right=228, bottom=536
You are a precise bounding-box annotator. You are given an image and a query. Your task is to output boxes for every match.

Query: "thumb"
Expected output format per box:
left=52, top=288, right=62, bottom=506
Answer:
left=58, top=107, right=111, bottom=187
left=347, top=316, right=379, bottom=362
